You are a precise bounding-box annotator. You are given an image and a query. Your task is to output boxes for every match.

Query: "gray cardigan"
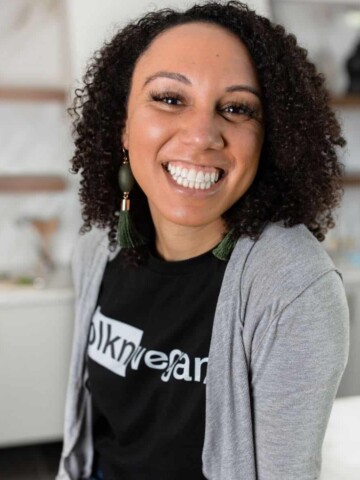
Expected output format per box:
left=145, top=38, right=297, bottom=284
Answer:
left=57, top=221, right=349, bottom=480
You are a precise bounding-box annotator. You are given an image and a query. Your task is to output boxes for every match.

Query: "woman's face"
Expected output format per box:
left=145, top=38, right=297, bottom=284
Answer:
left=122, top=22, right=264, bottom=232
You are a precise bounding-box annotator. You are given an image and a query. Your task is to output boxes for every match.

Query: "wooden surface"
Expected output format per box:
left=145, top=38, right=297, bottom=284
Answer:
left=0, top=88, right=67, bottom=102
left=331, top=95, right=360, bottom=108
left=0, top=174, right=358, bottom=191
left=343, top=175, right=360, bottom=186
left=0, top=176, right=67, bottom=192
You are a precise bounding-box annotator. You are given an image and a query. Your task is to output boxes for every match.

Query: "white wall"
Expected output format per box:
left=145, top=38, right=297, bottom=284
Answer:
left=65, top=0, right=270, bottom=82
left=0, top=0, right=68, bottom=88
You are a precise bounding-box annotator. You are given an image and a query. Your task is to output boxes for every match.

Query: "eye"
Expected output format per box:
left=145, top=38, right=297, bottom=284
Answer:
left=149, top=90, right=183, bottom=106
left=221, top=102, right=261, bottom=121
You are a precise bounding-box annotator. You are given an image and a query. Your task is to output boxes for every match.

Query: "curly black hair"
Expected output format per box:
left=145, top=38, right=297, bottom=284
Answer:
left=69, top=0, right=345, bottom=258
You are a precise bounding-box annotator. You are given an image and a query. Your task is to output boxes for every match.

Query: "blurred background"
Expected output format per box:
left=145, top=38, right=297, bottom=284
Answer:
left=0, top=0, right=359, bottom=479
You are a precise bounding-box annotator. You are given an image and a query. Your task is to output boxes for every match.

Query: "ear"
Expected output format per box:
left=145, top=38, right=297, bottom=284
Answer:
left=121, top=119, right=129, bottom=150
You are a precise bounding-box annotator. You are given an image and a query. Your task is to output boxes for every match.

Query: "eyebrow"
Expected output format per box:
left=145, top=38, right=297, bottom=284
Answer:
left=144, top=71, right=191, bottom=87
left=143, top=70, right=262, bottom=99
left=225, top=84, right=261, bottom=99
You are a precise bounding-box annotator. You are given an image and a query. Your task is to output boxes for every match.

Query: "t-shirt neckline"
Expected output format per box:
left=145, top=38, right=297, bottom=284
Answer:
left=146, top=244, right=218, bottom=275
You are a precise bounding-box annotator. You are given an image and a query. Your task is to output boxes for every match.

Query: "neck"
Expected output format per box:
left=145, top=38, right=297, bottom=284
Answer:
left=151, top=217, right=226, bottom=262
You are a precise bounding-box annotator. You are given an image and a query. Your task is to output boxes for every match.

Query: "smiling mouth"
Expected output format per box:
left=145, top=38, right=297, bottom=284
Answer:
left=162, top=161, right=225, bottom=190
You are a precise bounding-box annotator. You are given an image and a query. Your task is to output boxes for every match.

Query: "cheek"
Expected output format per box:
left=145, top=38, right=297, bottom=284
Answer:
left=128, top=109, right=173, bottom=152
left=233, top=127, right=263, bottom=167
left=125, top=112, right=168, bottom=194
left=228, top=129, right=263, bottom=198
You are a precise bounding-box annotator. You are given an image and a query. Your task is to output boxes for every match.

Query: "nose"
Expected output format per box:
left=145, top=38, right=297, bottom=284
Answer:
left=179, top=108, right=224, bottom=151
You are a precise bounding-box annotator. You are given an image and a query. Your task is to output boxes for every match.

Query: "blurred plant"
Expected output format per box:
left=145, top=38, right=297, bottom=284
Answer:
left=344, top=9, right=360, bottom=30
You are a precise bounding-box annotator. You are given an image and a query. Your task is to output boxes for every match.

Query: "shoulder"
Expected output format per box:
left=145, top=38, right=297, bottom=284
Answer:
left=253, top=220, right=331, bottom=262
left=239, top=221, right=340, bottom=308
left=72, top=226, right=109, bottom=260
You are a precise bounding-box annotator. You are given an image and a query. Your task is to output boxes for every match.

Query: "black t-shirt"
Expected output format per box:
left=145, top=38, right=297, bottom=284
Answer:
left=87, top=245, right=227, bottom=480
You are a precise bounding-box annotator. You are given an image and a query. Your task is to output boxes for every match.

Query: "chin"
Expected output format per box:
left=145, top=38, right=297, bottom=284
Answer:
left=165, top=212, right=221, bottom=228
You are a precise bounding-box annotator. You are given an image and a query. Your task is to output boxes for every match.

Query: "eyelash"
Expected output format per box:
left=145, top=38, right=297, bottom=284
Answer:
left=149, top=90, right=260, bottom=120
left=223, top=102, right=258, bottom=119
left=150, top=91, right=181, bottom=108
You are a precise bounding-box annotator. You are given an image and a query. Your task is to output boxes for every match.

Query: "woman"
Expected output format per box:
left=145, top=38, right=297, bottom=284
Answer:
left=57, top=2, right=349, bottom=479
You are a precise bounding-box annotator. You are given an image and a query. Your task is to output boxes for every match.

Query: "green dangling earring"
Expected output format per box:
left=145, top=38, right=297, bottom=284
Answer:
left=212, top=229, right=237, bottom=261
left=116, top=148, right=147, bottom=248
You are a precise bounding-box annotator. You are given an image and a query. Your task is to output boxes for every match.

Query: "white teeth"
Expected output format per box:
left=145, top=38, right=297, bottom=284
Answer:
left=195, top=171, right=204, bottom=183
left=188, top=169, right=196, bottom=182
left=166, top=163, right=222, bottom=190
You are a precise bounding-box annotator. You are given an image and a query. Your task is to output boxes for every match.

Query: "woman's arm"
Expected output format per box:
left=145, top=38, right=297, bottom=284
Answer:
left=250, top=270, right=349, bottom=479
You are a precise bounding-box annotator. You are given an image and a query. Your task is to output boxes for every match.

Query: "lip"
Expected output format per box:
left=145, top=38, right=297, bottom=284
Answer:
left=162, top=163, right=225, bottom=197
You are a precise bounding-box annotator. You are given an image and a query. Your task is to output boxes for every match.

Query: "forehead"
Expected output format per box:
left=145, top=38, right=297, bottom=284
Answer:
left=132, top=22, right=259, bottom=87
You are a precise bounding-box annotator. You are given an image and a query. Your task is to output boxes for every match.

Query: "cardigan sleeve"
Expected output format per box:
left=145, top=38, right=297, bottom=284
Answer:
left=70, top=227, right=109, bottom=300
left=250, top=269, right=349, bottom=479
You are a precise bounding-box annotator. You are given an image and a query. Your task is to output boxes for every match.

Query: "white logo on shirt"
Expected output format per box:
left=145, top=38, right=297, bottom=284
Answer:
left=88, top=307, right=208, bottom=384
